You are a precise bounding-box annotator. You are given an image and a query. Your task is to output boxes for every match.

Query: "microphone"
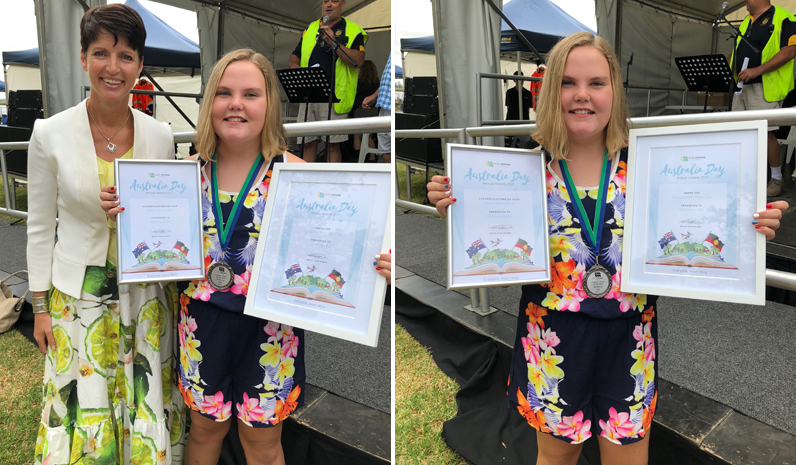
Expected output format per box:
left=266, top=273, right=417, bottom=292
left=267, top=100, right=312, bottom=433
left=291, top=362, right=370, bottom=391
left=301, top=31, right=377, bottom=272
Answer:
left=321, top=15, right=330, bottom=27
left=714, top=2, right=729, bottom=27
left=318, top=16, right=331, bottom=43
left=628, top=52, right=634, bottom=65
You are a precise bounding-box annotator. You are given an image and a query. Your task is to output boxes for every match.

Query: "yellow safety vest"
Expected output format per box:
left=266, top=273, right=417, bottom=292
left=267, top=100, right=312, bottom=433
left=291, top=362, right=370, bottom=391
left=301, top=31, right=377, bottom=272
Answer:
left=300, top=17, right=367, bottom=114
left=731, top=5, right=796, bottom=102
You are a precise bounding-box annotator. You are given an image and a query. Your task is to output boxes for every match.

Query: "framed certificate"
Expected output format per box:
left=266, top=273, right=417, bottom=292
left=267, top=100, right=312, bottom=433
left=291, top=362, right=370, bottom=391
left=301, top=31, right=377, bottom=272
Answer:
left=621, top=121, right=766, bottom=305
left=114, top=159, right=205, bottom=284
left=446, top=144, right=551, bottom=290
left=244, top=163, right=392, bottom=347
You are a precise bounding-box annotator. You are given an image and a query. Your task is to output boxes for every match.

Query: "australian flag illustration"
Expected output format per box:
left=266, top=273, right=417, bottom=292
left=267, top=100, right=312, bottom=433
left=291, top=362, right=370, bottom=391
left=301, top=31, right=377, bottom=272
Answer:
left=285, top=263, right=302, bottom=279
left=658, top=231, right=675, bottom=249
left=133, top=241, right=150, bottom=258
left=466, top=239, right=487, bottom=258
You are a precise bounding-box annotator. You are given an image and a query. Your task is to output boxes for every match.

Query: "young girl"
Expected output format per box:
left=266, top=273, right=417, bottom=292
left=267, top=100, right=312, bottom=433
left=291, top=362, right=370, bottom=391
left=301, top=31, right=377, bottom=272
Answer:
left=104, top=48, right=391, bottom=465
left=427, top=32, right=786, bottom=465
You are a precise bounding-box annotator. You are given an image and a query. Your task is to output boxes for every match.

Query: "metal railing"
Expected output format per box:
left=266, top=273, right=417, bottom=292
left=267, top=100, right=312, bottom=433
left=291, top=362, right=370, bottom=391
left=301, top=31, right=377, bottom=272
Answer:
left=395, top=108, right=796, bottom=311
left=0, top=115, right=391, bottom=220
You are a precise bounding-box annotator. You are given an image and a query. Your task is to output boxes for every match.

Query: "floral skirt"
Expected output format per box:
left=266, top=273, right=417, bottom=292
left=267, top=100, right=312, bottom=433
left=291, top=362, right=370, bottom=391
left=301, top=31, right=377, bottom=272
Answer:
left=34, top=264, right=188, bottom=465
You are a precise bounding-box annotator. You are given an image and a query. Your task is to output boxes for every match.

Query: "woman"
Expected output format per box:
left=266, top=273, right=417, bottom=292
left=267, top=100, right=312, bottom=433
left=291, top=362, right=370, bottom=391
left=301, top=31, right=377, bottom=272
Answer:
left=28, top=5, right=186, bottom=464
left=351, top=59, right=380, bottom=157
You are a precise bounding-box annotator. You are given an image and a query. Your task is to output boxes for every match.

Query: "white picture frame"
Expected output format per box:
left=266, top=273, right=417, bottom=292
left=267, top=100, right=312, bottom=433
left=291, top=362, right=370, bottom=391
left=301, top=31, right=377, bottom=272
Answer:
left=621, top=120, right=767, bottom=305
left=244, top=163, right=392, bottom=347
left=446, top=144, right=552, bottom=290
left=114, top=159, right=205, bottom=284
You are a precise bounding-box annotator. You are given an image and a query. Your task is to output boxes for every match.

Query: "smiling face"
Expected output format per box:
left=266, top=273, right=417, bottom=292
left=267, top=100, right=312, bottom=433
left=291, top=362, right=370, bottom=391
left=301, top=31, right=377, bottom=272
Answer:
left=211, top=60, right=268, bottom=152
left=80, top=30, right=142, bottom=106
left=559, top=45, right=613, bottom=147
left=322, top=0, right=345, bottom=23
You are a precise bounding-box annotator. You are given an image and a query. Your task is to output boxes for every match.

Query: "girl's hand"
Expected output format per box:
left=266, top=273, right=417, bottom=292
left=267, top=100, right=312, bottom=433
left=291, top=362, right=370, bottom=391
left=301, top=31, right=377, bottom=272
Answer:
left=427, top=175, right=456, bottom=217
left=34, top=312, right=55, bottom=354
left=375, top=251, right=392, bottom=281
left=754, top=201, right=788, bottom=241
left=99, top=186, right=123, bottom=221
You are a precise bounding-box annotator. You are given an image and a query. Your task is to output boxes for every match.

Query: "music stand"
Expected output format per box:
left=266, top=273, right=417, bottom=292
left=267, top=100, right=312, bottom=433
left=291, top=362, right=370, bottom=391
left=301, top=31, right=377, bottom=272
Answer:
left=277, top=67, right=340, bottom=160
left=675, top=55, right=735, bottom=113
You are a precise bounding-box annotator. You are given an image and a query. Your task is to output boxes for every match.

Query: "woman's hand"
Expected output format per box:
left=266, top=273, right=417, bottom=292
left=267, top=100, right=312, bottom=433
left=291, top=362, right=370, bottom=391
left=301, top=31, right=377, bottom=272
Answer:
left=34, top=312, right=55, bottom=354
left=427, top=175, right=456, bottom=217
left=99, top=185, right=123, bottom=221
left=375, top=251, right=392, bottom=281
left=754, top=201, right=789, bottom=241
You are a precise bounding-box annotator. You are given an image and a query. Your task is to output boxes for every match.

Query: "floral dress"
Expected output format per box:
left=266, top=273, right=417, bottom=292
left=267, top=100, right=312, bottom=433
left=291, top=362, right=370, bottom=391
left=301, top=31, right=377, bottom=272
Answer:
left=178, top=154, right=305, bottom=427
left=507, top=149, right=659, bottom=446
left=35, top=149, right=188, bottom=465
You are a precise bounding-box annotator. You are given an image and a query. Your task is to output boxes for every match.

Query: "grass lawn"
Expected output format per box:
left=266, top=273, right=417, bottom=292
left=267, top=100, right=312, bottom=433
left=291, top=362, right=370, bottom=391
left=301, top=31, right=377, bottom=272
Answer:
left=0, top=177, right=27, bottom=224
left=395, top=324, right=468, bottom=465
left=0, top=329, right=43, bottom=465
left=396, top=163, right=445, bottom=205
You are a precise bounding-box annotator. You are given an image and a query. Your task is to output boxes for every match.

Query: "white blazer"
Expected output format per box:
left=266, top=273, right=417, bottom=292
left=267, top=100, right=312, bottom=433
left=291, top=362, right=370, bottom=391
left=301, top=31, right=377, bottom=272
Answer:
left=27, top=99, right=175, bottom=298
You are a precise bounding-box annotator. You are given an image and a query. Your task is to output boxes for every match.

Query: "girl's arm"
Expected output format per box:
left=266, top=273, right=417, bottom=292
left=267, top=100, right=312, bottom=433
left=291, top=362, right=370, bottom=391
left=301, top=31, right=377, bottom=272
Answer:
left=285, top=152, right=305, bottom=163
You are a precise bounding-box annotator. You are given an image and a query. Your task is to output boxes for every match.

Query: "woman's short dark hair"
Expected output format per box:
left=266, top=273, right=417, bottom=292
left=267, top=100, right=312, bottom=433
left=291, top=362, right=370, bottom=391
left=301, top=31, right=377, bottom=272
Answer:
left=80, top=4, right=146, bottom=59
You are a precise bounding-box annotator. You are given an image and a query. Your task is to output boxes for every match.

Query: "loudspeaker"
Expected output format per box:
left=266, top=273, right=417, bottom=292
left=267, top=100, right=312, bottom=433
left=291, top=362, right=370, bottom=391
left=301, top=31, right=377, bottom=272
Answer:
left=0, top=126, right=32, bottom=178
left=403, top=95, right=438, bottom=115
left=14, top=90, right=43, bottom=110
left=7, top=108, right=42, bottom=130
left=396, top=112, right=443, bottom=163
left=405, top=76, right=437, bottom=97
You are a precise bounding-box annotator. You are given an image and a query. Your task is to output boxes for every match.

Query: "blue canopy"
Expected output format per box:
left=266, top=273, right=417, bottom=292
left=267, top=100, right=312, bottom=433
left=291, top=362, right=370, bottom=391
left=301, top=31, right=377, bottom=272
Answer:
left=2, top=0, right=200, bottom=69
left=395, top=65, right=403, bottom=79
left=401, top=0, right=594, bottom=55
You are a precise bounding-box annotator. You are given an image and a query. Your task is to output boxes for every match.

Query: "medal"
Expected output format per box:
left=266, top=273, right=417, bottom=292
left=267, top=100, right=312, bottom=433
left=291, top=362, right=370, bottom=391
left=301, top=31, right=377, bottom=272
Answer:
left=207, top=261, right=235, bottom=290
left=559, top=150, right=612, bottom=299
left=583, top=263, right=611, bottom=298
left=209, top=153, right=265, bottom=290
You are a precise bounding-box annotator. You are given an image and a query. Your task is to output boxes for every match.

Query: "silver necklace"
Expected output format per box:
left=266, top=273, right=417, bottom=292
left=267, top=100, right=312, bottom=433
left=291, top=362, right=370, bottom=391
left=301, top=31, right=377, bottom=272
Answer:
left=86, top=105, right=131, bottom=153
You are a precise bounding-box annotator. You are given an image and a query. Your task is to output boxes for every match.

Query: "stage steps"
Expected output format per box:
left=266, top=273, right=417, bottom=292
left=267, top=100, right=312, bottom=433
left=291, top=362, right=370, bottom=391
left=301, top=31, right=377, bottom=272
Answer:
left=395, top=265, right=796, bottom=465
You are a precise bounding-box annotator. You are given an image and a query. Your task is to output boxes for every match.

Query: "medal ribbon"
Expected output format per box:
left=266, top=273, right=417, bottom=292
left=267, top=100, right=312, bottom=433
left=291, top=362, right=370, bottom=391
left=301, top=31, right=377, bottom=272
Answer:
left=558, top=150, right=611, bottom=256
left=210, top=153, right=265, bottom=252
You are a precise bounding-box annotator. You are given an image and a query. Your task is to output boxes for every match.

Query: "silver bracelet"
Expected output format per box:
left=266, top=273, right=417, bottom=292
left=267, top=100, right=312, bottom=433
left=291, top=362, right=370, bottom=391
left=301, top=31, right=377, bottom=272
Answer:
left=32, top=303, right=50, bottom=314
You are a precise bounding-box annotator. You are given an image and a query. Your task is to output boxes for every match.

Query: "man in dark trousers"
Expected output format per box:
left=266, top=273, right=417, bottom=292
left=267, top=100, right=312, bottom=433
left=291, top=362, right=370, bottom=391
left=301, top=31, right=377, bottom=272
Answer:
left=730, top=0, right=796, bottom=196
left=505, top=71, right=532, bottom=121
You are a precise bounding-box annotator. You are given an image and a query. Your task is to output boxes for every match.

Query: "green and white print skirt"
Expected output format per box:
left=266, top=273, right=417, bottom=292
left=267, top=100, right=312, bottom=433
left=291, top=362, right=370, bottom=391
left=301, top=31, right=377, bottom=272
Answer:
left=34, top=264, right=188, bottom=465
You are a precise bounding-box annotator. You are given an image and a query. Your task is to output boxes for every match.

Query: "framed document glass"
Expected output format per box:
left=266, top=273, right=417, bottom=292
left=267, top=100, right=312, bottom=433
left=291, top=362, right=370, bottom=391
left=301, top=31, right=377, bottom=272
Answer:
left=114, top=159, right=205, bottom=284
left=447, top=144, right=551, bottom=290
left=244, top=164, right=391, bottom=347
left=621, top=121, right=766, bottom=305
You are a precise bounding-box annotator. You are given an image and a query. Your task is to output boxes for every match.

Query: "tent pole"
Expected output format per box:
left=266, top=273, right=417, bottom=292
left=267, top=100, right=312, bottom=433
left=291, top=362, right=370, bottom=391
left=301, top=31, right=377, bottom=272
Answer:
left=517, top=51, right=521, bottom=123
left=482, top=0, right=544, bottom=65
left=615, top=0, right=624, bottom=62
left=217, top=5, right=226, bottom=60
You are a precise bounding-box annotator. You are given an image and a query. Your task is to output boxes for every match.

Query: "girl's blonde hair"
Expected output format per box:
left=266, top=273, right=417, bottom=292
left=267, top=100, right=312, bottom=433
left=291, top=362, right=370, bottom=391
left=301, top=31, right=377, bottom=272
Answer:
left=531, top=32, right=629, bottom=160
left=196, top=48, right=288, bottom=163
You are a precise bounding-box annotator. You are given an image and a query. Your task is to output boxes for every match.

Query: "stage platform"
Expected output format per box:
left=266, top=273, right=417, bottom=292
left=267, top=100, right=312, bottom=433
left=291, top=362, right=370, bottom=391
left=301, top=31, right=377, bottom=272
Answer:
left=0, top=216, right=390, bottom=465
left=396, top=206, right=796, bottom=465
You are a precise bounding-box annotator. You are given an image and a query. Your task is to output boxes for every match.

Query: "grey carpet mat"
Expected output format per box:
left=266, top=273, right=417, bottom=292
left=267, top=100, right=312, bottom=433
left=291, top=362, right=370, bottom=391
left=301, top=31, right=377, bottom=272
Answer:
left=396, top=208, right=796, bottom=435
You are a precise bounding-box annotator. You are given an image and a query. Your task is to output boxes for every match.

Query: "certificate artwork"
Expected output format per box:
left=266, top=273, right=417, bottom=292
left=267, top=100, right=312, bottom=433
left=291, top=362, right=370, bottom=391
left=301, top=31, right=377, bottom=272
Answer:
left=117, top=161, right=203, bottom=282
left=450, top=148, right=547, bottom=287
left=644, top=144, right=740, bottom=279
left=266, top=182, right=375, bottom=315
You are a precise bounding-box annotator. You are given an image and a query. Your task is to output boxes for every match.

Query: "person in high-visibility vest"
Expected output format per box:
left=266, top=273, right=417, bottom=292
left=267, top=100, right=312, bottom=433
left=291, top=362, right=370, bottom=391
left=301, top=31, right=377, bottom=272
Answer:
left=132, top=77, right=154, bottom=116
left=730, top=0, right=796, bottom=197
left=289, top=0, right=366, bottom=163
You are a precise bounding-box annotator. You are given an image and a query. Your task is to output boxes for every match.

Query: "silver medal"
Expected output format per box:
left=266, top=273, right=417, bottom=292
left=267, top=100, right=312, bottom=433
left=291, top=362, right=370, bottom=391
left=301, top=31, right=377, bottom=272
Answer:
left=583, top=264, right=611, bottom=298
left=207, top=261, right=235, bottom=291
